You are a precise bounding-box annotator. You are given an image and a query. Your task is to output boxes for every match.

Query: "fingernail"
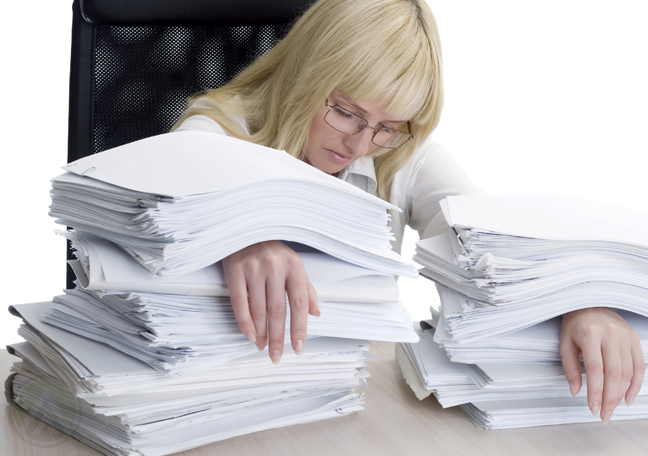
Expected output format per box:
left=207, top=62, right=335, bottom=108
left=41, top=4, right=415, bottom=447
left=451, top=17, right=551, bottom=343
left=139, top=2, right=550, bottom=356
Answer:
left=602, top=411, right=612, bottom=424
left=591, top=401, right=601, bottom=416
left=316, top=304, right=321, bottom=317
left=245, top=333, right=256, bottom=344
left=626, top=395, right=635, bottom=407
left=568, top=382, right=576, bottom=397
left=294, top=339, right=304, bottom=355
left=256, top=344, right=265, bottom=352
left=270, top=350, right=281, bottom=364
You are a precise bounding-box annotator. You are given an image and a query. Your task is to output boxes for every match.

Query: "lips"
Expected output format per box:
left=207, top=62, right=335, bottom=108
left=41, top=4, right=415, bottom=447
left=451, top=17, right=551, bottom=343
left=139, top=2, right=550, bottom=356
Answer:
left=325, top=148, right=352, bottom=164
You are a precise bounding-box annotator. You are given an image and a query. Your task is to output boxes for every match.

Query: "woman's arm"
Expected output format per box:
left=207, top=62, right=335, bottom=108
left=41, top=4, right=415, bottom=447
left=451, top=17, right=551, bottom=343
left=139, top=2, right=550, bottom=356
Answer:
left=561, top=308, right=645, bottom=422
left=223, top=241, right=319, bottom=364
left=176, top=115, right=319, bottom=363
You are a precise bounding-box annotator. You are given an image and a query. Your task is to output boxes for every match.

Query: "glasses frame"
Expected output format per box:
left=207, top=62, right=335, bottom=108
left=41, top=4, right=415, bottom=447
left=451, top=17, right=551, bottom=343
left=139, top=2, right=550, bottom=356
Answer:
left=323, top=100, right=413, bottom=149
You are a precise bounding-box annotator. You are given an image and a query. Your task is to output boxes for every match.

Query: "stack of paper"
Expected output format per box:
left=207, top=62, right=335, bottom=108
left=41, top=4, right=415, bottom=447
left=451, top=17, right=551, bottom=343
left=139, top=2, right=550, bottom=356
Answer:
left=398, top=320, right=648, bottom=426
left=7, top=302, right=369, bottom=455
left=414, top=194, right=648, bottom=342
left=6, top=131, right=419, bottom=453
left=38, top=229, right=416, bottom=373
left=399, top=194, right=648, bottom=428
left=62, top=229, right=397, bottom=303
left=433, top=308, right=648, bottom=365
left=459, top=397, right=648, bottom=430
left=49, top=131, right=417, bottom=278
left=36, top=231, right=416, bottom=375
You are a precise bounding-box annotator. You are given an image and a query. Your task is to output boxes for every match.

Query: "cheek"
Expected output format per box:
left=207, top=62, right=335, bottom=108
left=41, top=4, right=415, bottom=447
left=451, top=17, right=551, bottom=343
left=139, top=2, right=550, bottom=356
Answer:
left=304, top=110, right=331, bottom=156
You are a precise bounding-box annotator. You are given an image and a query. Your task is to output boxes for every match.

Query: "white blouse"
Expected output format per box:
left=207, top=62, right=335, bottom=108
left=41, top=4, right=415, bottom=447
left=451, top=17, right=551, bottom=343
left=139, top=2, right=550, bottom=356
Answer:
left=175, top=114, right=479, bottom=254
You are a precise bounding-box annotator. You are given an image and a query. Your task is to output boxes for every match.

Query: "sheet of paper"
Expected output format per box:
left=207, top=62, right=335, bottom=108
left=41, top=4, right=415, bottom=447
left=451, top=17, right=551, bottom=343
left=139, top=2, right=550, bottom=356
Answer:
left=441, top=193, right=648, bottom=247
left=9, top=301, right=152, bottom=376
left=60, top=131, right=393, bottom=207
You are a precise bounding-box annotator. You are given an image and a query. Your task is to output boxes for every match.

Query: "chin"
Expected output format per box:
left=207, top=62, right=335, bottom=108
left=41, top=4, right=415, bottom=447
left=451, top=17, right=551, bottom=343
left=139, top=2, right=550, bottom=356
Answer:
left=323, top=163, right=346, bottom=175
left=307, top=158, right=342, bottom=175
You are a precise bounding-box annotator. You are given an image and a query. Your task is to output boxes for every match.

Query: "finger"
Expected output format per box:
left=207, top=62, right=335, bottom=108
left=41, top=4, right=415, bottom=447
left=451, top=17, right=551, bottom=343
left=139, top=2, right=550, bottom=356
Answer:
left=616, top=336, right=635, bottom=405
left=560, top=336, right=583, bottom=397
left=600, top=338, right=623, bottom=423
left=307, top=281, right=320, bottom=317
left=246, top=269, right=268, bottom=351
left=225, top=264, right=256, bottom=344
left=580, top=340, right=604, bottom=417
left=266, top=272, right=287, bottom=364
left=626, top=334, right=646, bottom=406
left=286, top=271, right=311, bottom=355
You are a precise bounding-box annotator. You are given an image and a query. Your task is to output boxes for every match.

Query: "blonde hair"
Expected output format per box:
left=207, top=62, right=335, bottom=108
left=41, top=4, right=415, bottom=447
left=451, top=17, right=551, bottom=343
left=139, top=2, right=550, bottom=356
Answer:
left=173, top=0, right=443, bottom=202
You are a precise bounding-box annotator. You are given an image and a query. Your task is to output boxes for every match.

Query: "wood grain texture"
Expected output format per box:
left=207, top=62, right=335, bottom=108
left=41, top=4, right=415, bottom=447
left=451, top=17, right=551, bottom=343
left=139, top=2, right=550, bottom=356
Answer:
left=2, top=345, right=648, bottom=456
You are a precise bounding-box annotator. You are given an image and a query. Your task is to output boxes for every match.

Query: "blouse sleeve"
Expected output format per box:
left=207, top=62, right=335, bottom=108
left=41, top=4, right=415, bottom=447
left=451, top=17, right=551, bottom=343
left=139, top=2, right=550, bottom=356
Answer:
left=388, top=137, right=481, bottom=253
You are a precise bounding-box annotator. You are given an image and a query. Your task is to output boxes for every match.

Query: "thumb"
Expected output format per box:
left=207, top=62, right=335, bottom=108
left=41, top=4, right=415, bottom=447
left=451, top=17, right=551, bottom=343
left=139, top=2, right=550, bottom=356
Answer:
left=307, top=281, right=320, bottom=317
left=560, top=336, right=583, bottom=397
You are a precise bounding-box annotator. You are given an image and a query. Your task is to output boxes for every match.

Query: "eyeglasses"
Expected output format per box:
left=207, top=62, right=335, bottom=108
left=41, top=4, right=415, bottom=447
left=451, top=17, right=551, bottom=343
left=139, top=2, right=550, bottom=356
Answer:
left=324, top=100, right=413, bottom=149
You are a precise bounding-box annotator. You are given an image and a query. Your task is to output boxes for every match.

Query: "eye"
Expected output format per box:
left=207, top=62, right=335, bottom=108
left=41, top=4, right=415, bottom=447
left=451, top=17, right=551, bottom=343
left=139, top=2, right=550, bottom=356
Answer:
left=332, top=106, right=355, bottom=119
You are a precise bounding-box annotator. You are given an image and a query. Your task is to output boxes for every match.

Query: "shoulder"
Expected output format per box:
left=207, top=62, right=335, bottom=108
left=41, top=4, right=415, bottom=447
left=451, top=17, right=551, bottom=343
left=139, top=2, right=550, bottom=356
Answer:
left=392, top=136, right=476, bottom=203
left=175, top=115, right=228, bottom=135
left=175, top=96, right=249, bottom=135
left=400, top=137, right=464, bottom=178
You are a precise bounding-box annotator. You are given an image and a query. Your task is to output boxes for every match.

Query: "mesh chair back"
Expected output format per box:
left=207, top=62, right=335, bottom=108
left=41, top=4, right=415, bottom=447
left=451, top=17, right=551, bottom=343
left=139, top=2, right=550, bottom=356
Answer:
left=68, top=0, right=314, bottom=161
left=93, top=24, right=291, bottom=153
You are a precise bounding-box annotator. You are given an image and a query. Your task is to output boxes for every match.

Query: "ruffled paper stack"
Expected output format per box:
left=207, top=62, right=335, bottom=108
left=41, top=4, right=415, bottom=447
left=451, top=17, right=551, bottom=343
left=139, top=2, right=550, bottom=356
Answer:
left=399, top=194, right=648, bottom=428
left=6, top=132, right=418, bottom=454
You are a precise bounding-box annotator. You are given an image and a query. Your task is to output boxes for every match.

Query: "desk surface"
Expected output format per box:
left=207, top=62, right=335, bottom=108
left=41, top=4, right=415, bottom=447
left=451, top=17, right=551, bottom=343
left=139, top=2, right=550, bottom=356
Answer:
left=2, top=343, right=648, bottom=456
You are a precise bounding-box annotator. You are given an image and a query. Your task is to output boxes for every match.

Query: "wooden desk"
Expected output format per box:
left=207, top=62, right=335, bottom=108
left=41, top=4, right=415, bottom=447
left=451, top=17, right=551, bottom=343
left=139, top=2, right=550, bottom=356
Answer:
left=2, top=344, right=647, bottom=456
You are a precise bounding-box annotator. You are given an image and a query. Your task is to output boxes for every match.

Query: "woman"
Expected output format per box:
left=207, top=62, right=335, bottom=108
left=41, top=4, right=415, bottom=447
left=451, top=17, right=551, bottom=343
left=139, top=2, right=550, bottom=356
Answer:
left=173, top=0, right=643, bottom=423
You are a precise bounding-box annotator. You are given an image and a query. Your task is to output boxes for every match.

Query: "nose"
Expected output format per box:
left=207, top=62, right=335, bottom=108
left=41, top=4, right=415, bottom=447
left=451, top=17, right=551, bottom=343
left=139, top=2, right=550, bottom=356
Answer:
left=342, top=127, right=378, bottom=158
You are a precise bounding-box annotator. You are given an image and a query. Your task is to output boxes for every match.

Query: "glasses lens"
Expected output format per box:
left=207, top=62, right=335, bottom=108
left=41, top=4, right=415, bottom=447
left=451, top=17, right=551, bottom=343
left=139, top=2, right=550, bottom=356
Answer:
left=325, top=105, right=412, bottom=149
left=373, top=129, right=410, bottom=149
left=325, top=106, right=367, bottom=134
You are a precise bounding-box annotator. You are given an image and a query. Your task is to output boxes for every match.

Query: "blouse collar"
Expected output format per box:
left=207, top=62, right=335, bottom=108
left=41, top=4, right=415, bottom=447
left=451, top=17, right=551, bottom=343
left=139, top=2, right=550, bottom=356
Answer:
left=338, top=156, right=377, bottom=196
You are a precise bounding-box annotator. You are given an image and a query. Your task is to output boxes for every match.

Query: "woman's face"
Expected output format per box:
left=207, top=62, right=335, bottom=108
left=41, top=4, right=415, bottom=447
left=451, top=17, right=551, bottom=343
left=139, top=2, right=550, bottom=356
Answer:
left=303, top=90, right=406, bottom=175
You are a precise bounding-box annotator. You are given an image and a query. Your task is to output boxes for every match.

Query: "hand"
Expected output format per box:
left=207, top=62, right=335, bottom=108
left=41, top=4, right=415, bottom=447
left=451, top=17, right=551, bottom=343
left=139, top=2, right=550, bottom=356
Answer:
left=560, top=307, right=645, bottom=423
left=222, top=241, right=320, bottom=364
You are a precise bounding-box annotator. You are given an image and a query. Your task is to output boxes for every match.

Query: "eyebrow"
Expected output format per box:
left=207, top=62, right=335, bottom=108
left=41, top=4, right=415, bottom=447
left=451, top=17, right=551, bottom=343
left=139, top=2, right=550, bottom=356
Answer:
left=336, top=94, right=407, bottom=124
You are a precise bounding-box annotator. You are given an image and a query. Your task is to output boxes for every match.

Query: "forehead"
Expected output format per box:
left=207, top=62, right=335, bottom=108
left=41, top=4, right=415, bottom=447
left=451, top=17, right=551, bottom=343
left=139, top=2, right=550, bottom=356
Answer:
left=330, top=89, right=407, bottom=123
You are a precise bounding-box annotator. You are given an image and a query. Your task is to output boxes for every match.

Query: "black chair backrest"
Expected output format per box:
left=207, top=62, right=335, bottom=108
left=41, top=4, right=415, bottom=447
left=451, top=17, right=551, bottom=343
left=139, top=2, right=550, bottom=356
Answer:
left=68, top=0, right=315, bottom=162
left=66, top=0, right=316, bottom=288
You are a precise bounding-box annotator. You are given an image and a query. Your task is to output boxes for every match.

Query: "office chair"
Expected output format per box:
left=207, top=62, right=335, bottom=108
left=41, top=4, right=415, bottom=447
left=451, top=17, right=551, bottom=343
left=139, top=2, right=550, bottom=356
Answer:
left=66, top=0, right=316, bottom=288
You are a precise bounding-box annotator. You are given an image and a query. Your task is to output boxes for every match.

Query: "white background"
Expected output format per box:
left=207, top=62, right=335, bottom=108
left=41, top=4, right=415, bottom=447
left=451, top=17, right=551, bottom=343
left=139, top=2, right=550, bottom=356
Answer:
left=1, top=1, right=647, bottom=347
